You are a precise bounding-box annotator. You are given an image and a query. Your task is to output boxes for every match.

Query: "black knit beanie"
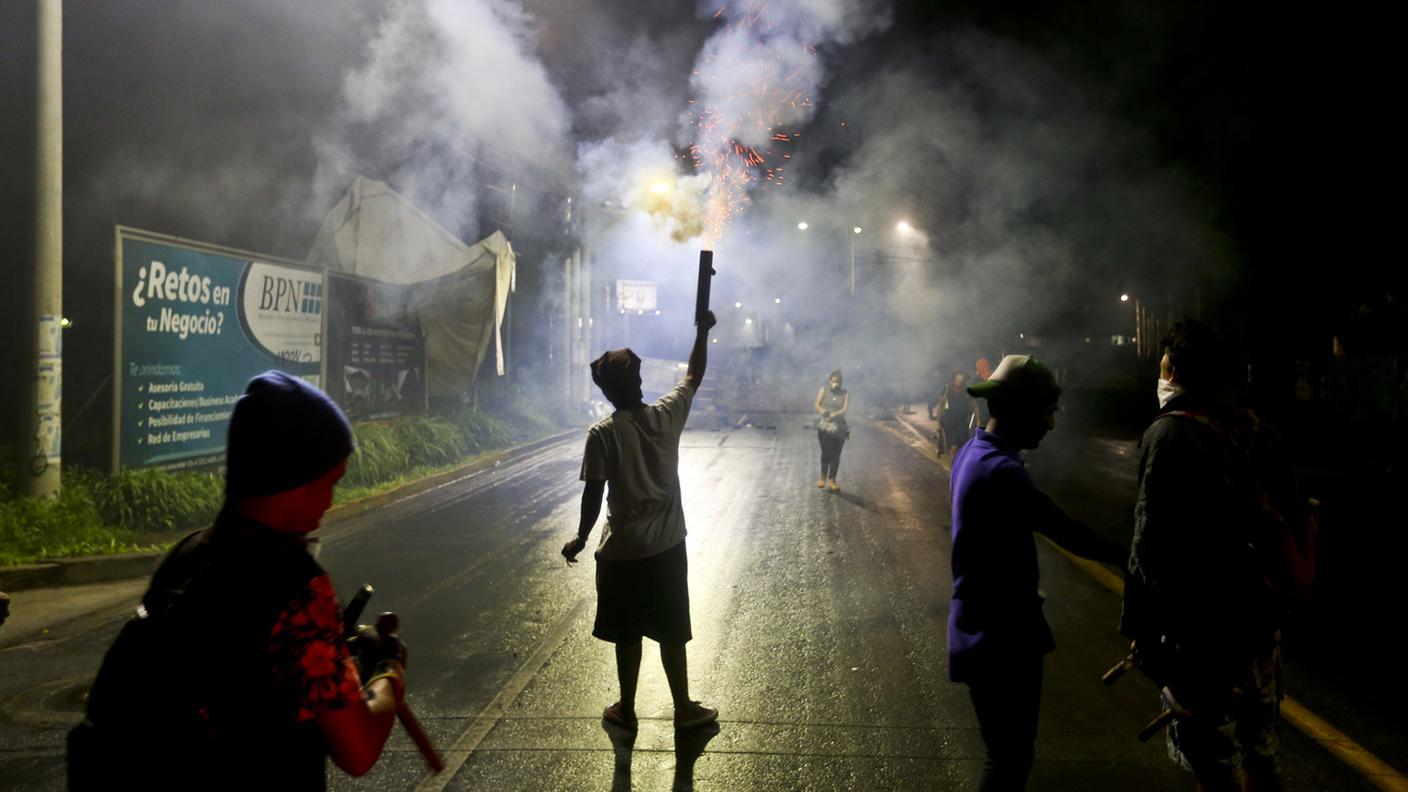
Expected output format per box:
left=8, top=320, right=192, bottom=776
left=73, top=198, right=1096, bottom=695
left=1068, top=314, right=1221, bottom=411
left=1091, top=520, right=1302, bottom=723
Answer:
left=225, top=371, right=355, bottom=497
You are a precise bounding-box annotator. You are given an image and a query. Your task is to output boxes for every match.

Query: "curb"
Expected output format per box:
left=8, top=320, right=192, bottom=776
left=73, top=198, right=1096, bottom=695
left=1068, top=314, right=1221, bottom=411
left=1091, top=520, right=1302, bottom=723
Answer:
left=0, top=429, right=579, bottom=593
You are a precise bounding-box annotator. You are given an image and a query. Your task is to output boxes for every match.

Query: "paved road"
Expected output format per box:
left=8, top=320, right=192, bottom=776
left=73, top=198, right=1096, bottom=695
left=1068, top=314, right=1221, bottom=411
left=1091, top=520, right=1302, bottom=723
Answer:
left=0, top=415, right=1394, bottom=790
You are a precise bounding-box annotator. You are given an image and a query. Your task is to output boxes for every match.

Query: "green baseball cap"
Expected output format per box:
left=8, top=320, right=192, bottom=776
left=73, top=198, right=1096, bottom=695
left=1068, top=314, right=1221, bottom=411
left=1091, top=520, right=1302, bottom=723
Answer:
left=967, top=354, right=1061, bottom=404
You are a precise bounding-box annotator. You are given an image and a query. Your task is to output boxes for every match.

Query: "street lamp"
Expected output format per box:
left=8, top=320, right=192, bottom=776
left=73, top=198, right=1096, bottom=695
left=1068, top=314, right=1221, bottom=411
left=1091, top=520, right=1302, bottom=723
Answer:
left=896, top=220, right=913, bottom=234
left=1120, top=293, right=1130, bottom=303
left=797, top=221, right=809, bottom=231
left=734, top=301, right=743, bottom=309
left=773, top=297, right=782, bottom=304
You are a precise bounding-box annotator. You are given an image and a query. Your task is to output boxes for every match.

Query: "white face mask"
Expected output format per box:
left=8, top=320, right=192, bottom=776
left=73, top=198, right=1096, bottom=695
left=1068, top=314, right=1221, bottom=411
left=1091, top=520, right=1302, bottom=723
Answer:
left=1157, top=378, right=1185, bottom=409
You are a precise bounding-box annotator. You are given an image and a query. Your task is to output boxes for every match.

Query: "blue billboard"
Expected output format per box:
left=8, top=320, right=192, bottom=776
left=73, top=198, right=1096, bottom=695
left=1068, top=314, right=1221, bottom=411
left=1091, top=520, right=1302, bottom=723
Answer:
left=114, top=227, right=323, bottom=472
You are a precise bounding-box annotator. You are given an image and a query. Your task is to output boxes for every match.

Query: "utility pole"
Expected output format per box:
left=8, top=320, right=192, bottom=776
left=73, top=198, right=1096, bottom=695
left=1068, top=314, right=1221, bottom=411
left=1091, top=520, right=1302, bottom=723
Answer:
left=26, top=0, right=63, bottom=498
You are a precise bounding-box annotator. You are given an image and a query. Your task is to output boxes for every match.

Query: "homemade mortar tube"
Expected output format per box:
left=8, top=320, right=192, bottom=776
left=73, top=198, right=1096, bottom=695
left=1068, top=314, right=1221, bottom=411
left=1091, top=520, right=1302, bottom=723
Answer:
left=695, top=250, right=715, bottom=325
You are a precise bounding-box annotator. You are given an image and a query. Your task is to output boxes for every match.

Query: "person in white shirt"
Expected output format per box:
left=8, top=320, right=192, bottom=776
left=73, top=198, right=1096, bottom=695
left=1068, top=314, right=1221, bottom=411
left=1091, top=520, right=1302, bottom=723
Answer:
left=562, top=310, right=719, bottom=732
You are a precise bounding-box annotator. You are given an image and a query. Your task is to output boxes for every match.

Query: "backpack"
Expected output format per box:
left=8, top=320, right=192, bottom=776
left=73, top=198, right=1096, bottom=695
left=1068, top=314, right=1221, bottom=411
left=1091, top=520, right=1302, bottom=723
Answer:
left=1157, top=409, right=1318, bottom=604
left=67, top=525, right=324, bottom=789
left=67, top=530, right=216, bottom=789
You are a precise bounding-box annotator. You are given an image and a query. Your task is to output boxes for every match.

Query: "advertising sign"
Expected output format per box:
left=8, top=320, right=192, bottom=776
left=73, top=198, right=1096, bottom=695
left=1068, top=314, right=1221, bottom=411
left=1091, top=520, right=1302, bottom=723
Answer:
left=114, top=227, right=322, bottom=472
left=324, top=272, right=426, bottom=421
left=616, top=279, right=658, bottom=312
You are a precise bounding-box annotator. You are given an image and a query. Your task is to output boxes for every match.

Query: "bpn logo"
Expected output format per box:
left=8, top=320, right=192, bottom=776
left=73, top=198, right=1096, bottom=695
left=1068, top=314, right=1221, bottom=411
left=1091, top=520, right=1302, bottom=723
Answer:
left=259, top=275, right=321, bottom=315
left=300, top=281, right=322, bottom=314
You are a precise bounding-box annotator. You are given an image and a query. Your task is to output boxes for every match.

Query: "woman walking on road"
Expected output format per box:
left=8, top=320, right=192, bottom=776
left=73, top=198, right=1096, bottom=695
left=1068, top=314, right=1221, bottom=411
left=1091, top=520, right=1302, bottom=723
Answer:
left=815, top=370, right=850, bottom=492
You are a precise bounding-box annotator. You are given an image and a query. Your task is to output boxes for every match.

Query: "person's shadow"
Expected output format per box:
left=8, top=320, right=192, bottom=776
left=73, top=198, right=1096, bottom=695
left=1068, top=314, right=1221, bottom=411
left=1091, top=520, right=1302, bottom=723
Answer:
left=601, top=718, right=721, bottom=792
left=602, top=719, right=637, bottom=792
left=672, top=721, right=721, bottom=792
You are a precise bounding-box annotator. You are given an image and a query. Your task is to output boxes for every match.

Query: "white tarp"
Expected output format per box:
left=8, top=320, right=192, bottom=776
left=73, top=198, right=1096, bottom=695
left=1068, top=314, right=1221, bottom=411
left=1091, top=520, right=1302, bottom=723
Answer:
left=307, top=176, right=516, bottom=399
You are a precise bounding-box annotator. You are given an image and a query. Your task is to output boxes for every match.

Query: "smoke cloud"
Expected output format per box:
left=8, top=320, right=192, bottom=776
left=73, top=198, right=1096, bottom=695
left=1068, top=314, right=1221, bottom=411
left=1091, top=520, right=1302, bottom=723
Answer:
left=314, top=0, right=574, bottom=241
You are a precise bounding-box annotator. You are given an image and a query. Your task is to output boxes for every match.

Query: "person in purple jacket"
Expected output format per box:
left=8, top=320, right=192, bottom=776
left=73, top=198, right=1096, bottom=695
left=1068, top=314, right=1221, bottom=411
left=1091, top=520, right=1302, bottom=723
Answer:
left=947, top=355, right=1126, bottom=791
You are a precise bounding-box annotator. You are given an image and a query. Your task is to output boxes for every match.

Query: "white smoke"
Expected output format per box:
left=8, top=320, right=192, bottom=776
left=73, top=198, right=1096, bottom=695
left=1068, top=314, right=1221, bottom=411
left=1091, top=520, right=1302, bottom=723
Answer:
left=314, top=0, right=573, bottom=239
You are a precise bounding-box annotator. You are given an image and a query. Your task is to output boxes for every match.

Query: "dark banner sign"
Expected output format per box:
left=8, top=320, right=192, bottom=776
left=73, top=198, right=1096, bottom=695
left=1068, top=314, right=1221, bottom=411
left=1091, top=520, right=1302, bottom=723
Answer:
left=325, top=273, right=427, bottom=421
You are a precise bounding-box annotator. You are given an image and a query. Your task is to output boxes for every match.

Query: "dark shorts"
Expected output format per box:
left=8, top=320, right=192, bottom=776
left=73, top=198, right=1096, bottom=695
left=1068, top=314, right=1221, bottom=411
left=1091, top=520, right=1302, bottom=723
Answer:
left=593, top=540, right=692, bottom=645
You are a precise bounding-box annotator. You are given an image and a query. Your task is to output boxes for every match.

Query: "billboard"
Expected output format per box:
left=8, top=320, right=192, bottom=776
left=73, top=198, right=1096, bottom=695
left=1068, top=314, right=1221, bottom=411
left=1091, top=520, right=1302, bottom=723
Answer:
left=616, top=279, right=658, bottom=312
left=114, top=227, right=323, bottom=472
left=324, top=272, right=426, bottom=421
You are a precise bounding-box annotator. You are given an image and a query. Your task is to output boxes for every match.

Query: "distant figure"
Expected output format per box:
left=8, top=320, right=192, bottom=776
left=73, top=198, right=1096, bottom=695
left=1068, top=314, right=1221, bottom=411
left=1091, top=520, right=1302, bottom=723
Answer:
left=814, top=369, right=850, bottom=492
left=1121, top=320, right=1304, bottom=792
left=948, top=355, right=1126, bottom=791
left=939, top=369, right=972, bottom=457
left=972, top=357, right=994, bottom=430
left=561, top=311, right=719, bottom=733
left=0, top=591, right=9, bottom=627
left=69, top=372, right=407, bottom=790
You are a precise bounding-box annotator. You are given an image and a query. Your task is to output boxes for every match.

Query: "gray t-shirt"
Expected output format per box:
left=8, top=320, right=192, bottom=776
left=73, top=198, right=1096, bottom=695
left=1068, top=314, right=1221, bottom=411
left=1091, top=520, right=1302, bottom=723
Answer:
left=580, top=380, right=695, bottom=560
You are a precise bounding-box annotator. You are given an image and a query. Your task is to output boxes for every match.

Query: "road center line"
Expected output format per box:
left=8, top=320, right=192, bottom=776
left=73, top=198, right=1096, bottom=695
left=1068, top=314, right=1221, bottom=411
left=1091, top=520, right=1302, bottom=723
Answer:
left=877, top=416, right=1408, bottom=792
left=414, top=597, right=591, bottom=792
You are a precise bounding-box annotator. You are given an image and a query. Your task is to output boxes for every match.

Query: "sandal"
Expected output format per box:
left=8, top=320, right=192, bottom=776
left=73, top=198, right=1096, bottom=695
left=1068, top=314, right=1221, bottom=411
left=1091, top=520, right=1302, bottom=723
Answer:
left=674, top=701, right=719, bottom=730
left=602, top=702, right=638, bottom=731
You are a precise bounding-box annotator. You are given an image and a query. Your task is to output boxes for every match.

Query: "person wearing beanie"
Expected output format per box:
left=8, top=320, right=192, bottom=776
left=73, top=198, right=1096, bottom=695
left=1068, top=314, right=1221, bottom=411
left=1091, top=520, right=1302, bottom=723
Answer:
left=561, top=311, right=720, bottom=732
left=70, top=372, right=407, bottom=790
left=946, top=355, right=1127, bottom=791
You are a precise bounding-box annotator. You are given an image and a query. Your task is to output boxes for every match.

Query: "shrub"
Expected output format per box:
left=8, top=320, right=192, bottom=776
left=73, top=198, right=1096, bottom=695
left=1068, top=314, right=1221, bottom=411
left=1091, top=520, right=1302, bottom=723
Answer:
left=0, top=479, right=138, bottom=564
left=76, top=467, right=223, bottom=536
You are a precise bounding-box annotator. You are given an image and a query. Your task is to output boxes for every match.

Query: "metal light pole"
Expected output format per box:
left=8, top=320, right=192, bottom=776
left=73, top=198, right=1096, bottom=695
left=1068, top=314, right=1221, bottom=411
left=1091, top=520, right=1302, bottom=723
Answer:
left=26, top=0, right=63, bottom=497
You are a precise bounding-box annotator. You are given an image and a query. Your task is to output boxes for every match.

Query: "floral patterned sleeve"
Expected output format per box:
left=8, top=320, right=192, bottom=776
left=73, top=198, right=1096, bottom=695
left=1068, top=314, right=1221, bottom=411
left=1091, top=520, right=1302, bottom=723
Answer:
left=268, top=573, right=365, bottom=722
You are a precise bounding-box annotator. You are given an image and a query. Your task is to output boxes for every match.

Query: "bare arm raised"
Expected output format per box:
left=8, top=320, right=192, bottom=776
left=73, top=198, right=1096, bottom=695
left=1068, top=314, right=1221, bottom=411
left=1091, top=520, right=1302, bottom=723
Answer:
left=684, top=311, right=717, bottom=390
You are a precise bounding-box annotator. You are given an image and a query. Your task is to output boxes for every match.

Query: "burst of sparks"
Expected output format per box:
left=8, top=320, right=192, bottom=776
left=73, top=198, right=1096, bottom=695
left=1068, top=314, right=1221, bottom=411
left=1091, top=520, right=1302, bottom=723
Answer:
left=685, top=3, right=817, bottom=245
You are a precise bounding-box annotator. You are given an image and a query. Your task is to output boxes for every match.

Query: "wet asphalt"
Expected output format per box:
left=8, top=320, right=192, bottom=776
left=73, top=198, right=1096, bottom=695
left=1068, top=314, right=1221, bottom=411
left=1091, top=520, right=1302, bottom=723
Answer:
left=0, top=415, right=1396, bottom=790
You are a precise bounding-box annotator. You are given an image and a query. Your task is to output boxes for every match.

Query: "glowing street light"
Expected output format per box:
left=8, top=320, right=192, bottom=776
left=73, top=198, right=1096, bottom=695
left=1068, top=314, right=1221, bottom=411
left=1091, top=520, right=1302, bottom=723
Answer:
left=773, top=297, right=782, bottom=304
left=797, top=221, right=809, bottom=231
left=853, top=226, right=863, bottom=235
left=896, top=220, right=913, bottom=233
left=734, top=301, right=743, bottom=309
left=745, top=318, right=753, bottom=325
left=1120, top=293, right=1130, bottom=303
left=654, top=309, right=661, bottom=315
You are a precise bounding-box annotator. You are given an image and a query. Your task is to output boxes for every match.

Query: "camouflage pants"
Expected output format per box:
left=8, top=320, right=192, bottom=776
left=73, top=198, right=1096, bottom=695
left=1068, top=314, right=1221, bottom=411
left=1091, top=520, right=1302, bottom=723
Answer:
left=1167, top=633, right=1281, bottom=784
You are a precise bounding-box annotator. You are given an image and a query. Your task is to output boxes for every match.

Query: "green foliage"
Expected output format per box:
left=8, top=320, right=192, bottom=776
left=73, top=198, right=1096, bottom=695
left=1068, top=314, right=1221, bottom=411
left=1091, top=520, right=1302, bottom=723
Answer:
left=0, top=479, right=145, bottom=565
left=79, top=467, right=225, bottom=536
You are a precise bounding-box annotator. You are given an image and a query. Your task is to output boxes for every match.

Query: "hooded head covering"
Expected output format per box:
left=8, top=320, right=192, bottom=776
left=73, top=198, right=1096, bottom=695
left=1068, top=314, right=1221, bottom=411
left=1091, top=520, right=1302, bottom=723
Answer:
left=591, top=348, right=643, bottom=405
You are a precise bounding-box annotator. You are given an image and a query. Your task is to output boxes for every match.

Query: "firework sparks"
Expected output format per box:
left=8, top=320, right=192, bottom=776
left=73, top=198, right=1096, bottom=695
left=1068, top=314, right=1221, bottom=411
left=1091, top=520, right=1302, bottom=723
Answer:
left=686, top=4, right=818, bottom=245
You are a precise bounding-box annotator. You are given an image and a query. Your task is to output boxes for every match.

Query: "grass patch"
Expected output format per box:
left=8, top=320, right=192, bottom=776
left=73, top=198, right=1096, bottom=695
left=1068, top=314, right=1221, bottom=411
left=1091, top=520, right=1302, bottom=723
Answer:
left=1, top=407, right=569, bottom=566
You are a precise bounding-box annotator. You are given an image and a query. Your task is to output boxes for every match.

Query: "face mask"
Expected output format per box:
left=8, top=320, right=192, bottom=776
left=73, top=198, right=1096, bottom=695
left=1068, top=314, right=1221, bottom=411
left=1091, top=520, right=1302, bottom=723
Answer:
left=1157, top=378, right=1184, bottom=409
